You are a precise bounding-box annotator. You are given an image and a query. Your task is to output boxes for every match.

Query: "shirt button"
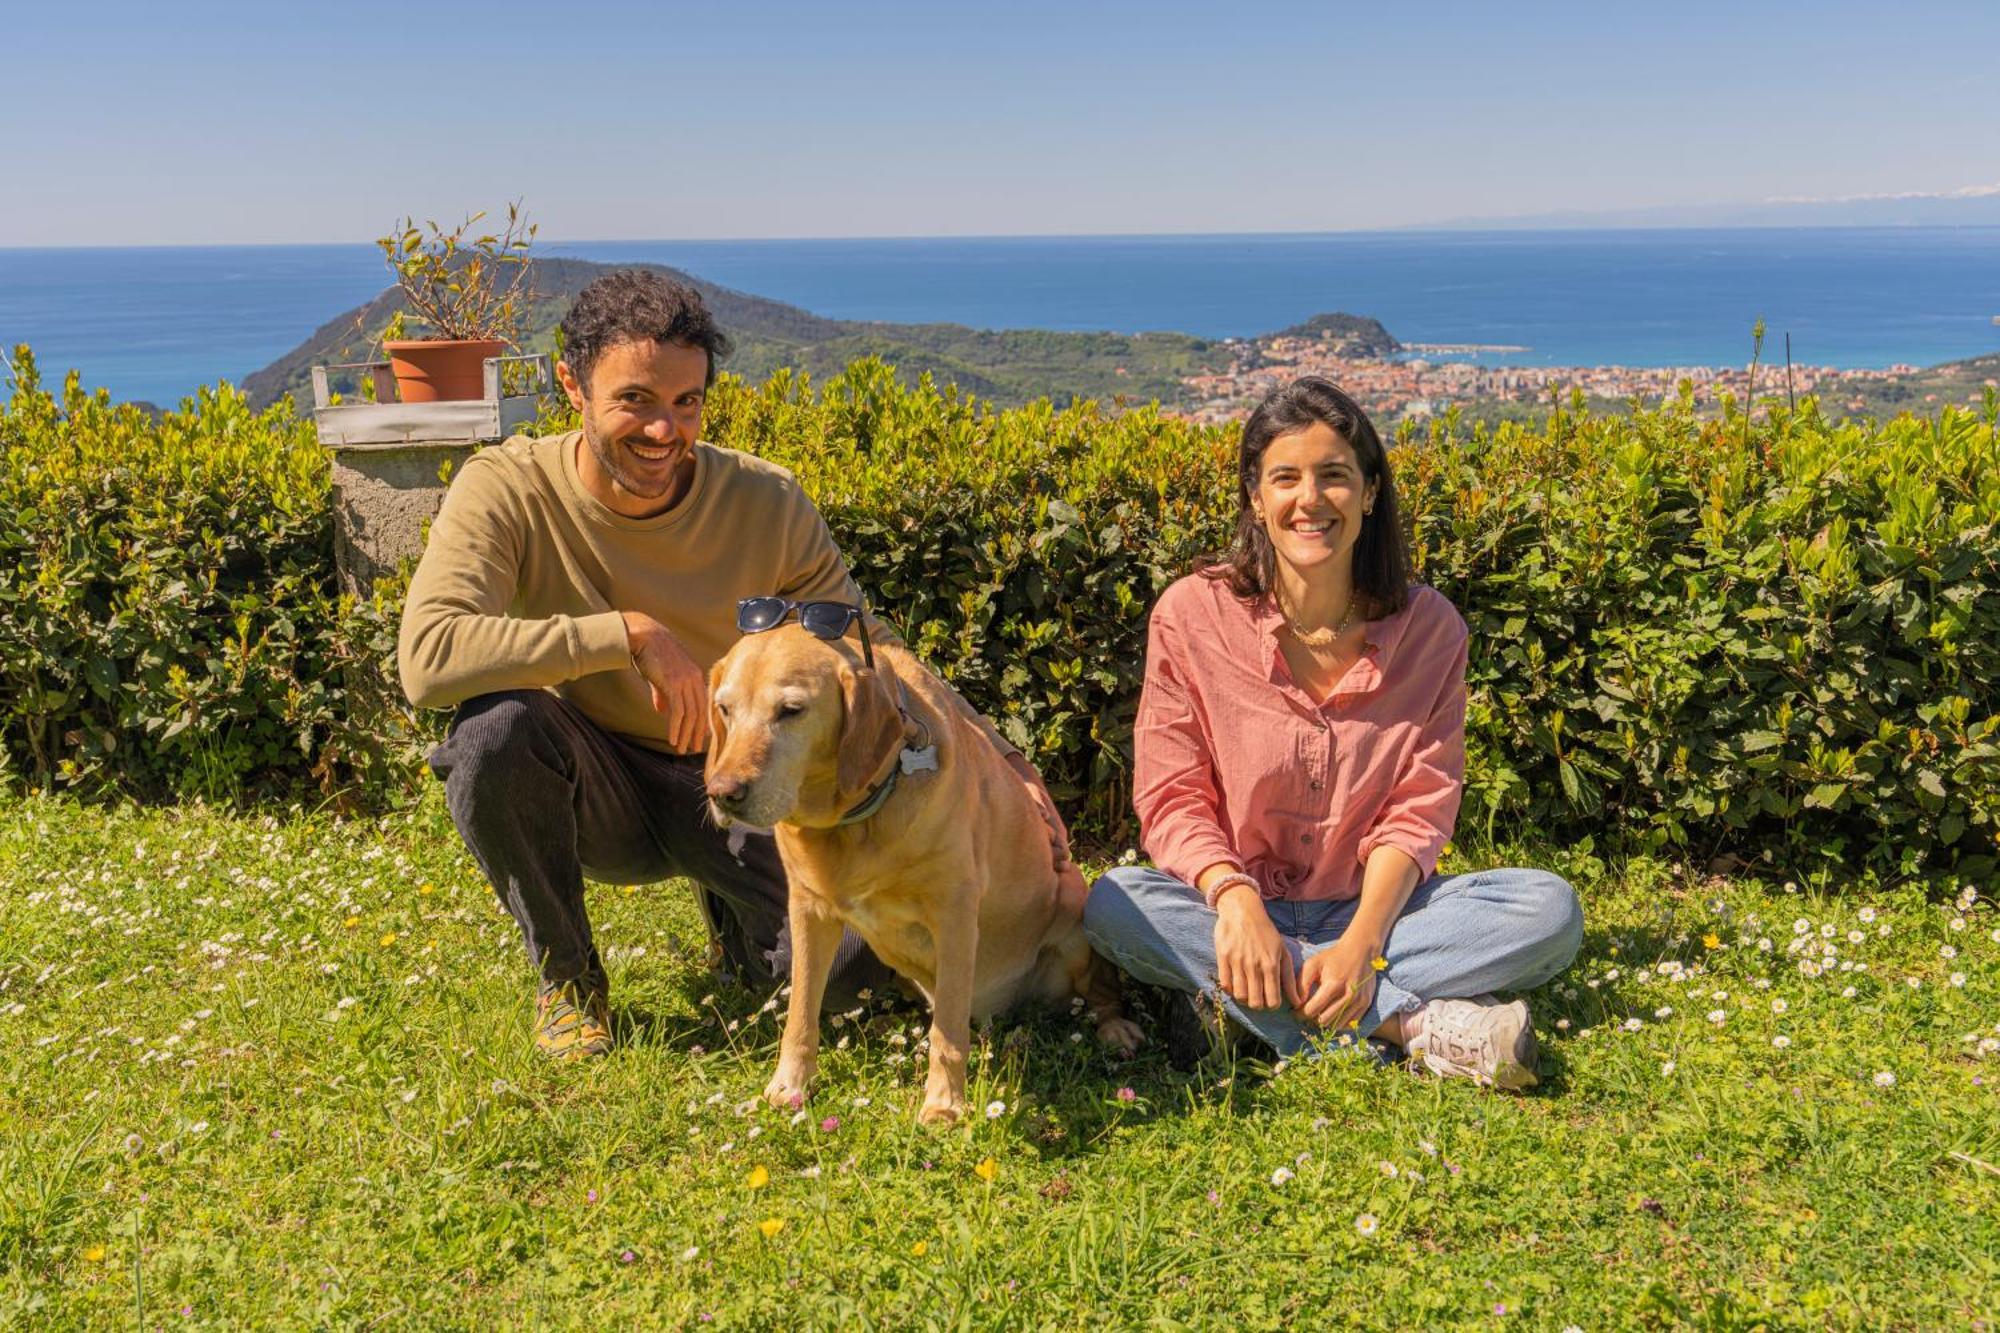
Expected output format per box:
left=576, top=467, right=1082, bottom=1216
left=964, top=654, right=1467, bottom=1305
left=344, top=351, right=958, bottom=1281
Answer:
left=1309, top=780, right=1323, bottom=791
left=1300, top=833, right=1312, bottom=844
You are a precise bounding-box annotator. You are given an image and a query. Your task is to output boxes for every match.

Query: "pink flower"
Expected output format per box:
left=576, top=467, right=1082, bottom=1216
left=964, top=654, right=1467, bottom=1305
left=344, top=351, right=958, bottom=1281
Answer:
left=819, top=1116, right=840, bottom=1133
left=1115, top=1087, right=1137, bottom=1103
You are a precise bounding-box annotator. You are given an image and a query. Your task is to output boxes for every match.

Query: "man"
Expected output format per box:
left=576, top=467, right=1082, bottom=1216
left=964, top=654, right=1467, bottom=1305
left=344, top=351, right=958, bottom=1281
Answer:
left=399, top=270, right=1076, bottom=1058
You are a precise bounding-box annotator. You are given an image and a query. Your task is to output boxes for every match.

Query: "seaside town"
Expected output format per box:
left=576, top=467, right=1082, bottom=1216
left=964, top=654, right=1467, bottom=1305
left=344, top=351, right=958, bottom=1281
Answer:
left=1178, top=329, right=1928, bottom=423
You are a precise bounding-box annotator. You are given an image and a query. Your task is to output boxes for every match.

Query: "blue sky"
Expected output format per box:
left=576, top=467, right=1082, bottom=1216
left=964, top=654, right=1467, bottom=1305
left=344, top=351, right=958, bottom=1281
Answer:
left=8, top=0, right=1998, bottom=245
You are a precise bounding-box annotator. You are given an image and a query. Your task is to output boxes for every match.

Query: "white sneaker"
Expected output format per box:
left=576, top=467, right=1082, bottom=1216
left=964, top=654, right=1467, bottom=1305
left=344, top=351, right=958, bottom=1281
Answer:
left=1407, top=995, right=1539, bottom=1090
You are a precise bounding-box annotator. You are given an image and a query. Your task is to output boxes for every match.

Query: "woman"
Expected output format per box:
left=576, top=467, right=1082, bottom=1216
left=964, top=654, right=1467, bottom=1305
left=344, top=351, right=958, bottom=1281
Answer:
left=1083, top=378, right=1582, bottom=1087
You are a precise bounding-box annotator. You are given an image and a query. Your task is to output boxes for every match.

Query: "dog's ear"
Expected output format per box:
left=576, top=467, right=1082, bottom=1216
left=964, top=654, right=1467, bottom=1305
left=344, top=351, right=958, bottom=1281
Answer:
left=837, top=663, right=905, bottom=796
left=704, top=660, right=729, bottom=770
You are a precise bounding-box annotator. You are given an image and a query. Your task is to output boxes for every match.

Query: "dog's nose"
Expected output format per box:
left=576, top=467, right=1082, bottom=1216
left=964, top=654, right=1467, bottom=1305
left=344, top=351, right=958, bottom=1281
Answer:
left=707, top=775, right=749, bottom=810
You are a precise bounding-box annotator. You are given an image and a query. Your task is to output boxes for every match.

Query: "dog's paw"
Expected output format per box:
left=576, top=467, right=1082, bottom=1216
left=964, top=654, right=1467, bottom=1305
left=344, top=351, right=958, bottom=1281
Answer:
left=763, top=1072, right=811, bottom=1110
left=918, top=1096, right=967, bottom=1127
left=1097, top=1016, right=1145, bottom=1058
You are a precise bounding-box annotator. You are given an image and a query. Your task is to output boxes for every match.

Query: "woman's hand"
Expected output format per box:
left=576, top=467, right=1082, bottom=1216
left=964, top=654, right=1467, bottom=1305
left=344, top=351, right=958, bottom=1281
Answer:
left=1297, top=930, right=1383, bottom=1033
left=1213, top=888, right=1300, bottom=1011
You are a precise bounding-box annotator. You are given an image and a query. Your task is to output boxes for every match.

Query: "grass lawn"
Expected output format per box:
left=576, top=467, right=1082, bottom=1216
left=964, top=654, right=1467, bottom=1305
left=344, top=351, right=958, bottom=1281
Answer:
left=2, top=788, right=1996, bottom=1329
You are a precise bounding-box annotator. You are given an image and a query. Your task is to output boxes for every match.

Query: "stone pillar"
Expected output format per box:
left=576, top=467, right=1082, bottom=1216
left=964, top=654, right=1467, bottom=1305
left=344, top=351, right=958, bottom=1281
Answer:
left=326, top=442, right=478, bottom=596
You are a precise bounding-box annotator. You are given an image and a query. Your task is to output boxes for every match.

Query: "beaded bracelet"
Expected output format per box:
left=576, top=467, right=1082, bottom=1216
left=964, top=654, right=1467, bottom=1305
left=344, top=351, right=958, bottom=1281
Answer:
left=1202, top=871, right=1260, bottom=911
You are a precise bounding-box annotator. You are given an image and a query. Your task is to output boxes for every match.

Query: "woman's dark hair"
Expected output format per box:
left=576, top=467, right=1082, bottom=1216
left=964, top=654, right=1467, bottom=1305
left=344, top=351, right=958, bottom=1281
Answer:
left=1197, top=376, right=1411, bottom=617
left=558, top=269, right=734, bottom=388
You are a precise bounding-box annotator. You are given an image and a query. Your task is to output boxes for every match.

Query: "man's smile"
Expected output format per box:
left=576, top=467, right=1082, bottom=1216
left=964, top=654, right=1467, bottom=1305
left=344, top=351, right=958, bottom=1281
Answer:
left=625, top=438, right=682, bottom=464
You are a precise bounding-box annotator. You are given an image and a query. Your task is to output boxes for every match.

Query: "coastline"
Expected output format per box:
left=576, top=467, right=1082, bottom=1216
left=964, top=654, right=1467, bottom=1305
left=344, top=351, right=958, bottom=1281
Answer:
left=1177, top=335, right=1949, bottom=425
left=4, top=226, right=1997, bottom=409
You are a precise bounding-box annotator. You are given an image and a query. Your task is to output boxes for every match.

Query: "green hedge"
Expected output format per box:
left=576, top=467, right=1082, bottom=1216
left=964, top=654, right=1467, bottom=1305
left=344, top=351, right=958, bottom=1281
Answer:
left=0, top=348, right=408, bottom=803
left=1404, top=390, right=1999, bottom=880
left=4, top=346, right=1995, bottom=882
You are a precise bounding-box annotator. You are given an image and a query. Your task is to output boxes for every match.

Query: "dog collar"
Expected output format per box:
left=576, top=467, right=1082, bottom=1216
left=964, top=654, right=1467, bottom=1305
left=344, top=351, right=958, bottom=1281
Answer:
left=835, top=688, right=937, bottom=826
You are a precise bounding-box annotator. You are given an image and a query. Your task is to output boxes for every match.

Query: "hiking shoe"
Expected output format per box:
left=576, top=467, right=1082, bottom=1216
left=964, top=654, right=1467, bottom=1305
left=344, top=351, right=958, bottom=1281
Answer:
left=535, top=979, right=612, bottom=1059
left=1407, top=995, right=1539, bottom=1090
left=1156, top=986, right=1265, bottom=1073
left=1159, top=988, right=1213, bottom=1072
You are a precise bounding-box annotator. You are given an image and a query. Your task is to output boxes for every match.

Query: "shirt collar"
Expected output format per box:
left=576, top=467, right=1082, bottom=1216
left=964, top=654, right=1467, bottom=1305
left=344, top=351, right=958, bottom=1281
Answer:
left=1251, top=585, right=1417, bottom=702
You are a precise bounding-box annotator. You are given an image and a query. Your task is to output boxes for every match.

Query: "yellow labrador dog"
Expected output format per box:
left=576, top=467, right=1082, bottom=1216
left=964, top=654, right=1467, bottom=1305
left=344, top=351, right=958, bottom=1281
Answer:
left=705, top=619, right=1141, bottom=1124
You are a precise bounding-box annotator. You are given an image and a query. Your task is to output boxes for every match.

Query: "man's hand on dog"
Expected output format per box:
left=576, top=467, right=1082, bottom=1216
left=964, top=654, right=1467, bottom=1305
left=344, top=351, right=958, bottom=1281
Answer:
left=623, top=611, right=710, bottom=753
left=1006, top=752, right=1087, bottom=906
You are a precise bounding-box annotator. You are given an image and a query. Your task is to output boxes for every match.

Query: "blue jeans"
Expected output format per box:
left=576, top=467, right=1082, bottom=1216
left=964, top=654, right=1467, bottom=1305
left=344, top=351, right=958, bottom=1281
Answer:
left=1082, top=865, right=1584, bottom=1058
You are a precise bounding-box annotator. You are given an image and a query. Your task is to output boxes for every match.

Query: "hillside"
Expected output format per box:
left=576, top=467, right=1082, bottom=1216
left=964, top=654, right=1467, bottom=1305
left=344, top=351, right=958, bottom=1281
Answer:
left=1265, top=311, right=1403, bottom=356
left=1823, top=351, right=2000, bottom=418
left=242, top=256, right=1337, bottom=412
left=241, top=257, right=849, bottom=409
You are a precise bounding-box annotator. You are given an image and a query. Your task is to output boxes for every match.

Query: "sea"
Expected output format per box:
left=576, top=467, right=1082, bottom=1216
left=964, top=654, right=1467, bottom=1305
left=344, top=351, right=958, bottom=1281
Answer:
left=3, top=227, right=1998, bottom=407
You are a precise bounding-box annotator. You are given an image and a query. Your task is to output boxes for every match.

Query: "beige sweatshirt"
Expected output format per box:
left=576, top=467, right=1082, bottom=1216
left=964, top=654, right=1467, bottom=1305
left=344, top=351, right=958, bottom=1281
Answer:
left=397, top=430, right=869, bottom=753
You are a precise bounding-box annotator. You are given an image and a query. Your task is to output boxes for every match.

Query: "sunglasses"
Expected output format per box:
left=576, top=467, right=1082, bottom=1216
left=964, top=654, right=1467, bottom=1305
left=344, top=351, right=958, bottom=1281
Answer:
left=737, top=597, right=876, bottom=671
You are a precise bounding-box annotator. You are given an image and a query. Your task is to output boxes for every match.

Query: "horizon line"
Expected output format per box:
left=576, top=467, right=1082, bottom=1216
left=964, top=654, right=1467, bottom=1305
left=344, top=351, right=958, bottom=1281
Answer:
left=8, top=220, right=2000, bottom=253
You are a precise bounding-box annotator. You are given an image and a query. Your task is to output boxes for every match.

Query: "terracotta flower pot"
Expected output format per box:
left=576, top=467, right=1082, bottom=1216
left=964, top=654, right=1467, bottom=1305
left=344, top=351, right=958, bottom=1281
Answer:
left=383, top=338, right=507, bottom=403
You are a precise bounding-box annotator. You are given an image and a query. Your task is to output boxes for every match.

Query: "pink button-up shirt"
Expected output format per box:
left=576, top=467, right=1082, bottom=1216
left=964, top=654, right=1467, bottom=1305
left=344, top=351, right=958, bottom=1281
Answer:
left=1131, top=574, right=1469, bottom=901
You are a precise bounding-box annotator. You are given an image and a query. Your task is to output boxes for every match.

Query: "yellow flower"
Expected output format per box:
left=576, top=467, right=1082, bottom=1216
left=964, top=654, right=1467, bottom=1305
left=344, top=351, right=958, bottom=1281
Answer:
left=418, top=883, right=435, bottom=896
left=746, top=1165, right=770, bottom=1189
left=1608, top=946, right=1619, bottom=957
left=910, top=1240, right=929, bottom=1257
left=756, top=1217, right=785, bottom=1239
left=973, top=1157, right=998, bottom=1182
left=81, top=1244, right=106, bottom=1263
left=379, top=932, right=398, bottom=947
left=343, top=916, right=360, bottom=929
left=1370, top=956, right=1389, bottom=972
left=1702, top=933, right=1721, bottom=950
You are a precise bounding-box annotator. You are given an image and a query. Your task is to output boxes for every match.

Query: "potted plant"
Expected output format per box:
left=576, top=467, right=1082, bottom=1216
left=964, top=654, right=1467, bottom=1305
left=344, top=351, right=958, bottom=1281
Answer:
left=374, top=201, right=537, bottom=403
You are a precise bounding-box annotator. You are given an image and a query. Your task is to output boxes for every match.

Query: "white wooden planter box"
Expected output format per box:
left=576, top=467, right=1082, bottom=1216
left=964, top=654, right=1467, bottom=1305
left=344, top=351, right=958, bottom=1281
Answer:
left=310, top=354, right=551, bottom=448
left=310, top=354, right=554, bottom=592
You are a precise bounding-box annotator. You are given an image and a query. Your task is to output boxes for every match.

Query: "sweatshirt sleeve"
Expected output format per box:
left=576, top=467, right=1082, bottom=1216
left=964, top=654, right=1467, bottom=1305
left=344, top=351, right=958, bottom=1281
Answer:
left=1131, top=598, right=1241, bottom=884
left=1356, top=611, right=1468, bottom=879
left=396, top=458, right=630, bottom=710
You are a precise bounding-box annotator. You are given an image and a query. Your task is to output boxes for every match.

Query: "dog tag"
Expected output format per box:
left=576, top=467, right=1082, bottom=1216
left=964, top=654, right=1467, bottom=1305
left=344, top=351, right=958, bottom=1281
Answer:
left=899, top=744, right=939, bottom=775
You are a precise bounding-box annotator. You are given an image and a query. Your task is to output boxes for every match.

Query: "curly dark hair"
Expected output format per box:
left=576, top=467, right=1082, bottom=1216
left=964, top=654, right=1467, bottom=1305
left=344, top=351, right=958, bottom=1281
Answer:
left=1197, top=376, right=1411, bottom=617
left=558, top=269, right=734, bottom=388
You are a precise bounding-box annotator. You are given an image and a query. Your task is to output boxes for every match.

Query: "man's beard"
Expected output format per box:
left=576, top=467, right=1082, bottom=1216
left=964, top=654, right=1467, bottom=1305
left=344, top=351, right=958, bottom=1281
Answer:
left=583, top=416, right=682, bottom=500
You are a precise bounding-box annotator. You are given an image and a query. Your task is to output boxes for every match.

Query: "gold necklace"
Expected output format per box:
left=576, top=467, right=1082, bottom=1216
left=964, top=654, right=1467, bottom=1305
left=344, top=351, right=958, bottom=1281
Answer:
left=1279, top=590, right=1358, bottom=649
